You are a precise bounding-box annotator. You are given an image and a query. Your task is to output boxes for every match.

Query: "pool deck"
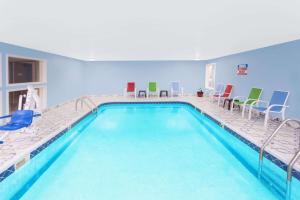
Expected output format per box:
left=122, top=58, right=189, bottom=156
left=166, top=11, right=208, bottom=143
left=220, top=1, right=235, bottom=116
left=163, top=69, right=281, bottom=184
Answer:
left=0, top=95, right=299, bottom=180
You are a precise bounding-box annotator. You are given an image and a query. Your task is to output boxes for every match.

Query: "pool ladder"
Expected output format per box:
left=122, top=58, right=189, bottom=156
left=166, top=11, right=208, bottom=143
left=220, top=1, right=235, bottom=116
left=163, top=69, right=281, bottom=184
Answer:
left=258, top=119, right=300, bottom=200
left=75, top=96, right=98, bottom=113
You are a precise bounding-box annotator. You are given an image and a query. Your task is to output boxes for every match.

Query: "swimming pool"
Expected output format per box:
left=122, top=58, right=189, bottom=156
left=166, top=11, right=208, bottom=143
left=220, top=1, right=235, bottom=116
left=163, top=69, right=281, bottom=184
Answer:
left=0, top=103, right=300, bottom=200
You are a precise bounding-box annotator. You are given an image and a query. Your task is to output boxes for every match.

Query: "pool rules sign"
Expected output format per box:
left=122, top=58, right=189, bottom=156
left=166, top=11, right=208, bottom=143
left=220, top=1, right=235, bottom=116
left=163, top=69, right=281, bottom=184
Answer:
left=237, top=64, right=248, bottom=75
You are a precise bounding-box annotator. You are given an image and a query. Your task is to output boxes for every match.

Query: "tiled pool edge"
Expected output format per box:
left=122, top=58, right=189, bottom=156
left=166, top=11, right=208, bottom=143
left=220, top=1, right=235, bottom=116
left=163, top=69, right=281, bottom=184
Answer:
left=195, top=106, right=300, bottom=180
left=1, top=100, right=299, bottom=183
left=0, top=109, right=95, bottom=182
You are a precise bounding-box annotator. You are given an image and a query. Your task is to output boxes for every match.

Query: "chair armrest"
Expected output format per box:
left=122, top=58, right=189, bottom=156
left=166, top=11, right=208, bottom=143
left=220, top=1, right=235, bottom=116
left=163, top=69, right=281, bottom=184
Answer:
left=0, top=114, right=12, bottom=119
left=232, top=96, right=246, bottom=103
left=255, top=100, right=269, bottom=106
left=249, top=99, right=269, bottom=106
left=223, top=92, right=232, bottom=97
left=203, top=88, right=213, bottom=92
left=266, top=104, right=289, bottom=112
left=34, top=113, right=41, bottom=117
left=204, top=88, right=214, bottom=95
left=244, top=98, right=261, bottom=105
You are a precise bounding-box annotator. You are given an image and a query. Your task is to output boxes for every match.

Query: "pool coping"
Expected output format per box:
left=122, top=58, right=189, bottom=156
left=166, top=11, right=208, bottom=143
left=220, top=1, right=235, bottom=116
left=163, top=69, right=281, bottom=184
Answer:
left=1, top=100, right=300, bottom=183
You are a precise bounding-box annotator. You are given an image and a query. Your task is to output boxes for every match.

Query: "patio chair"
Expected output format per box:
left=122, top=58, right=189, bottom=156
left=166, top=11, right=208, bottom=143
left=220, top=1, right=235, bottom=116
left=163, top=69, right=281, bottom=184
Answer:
left=207, top=83, right=224, bottom=98
left=231, top=87, right=263, bottom=118
left=147, top=82, right=159, bottom=98
left=248, top=90, right=289, bottom=128
left=170, top=81, right=183, bottom=97
left=123, top=82, right=136, bottom=98
left=213, top=84, right=233, bottom=106
left=0, top=110, right=39, bottom=144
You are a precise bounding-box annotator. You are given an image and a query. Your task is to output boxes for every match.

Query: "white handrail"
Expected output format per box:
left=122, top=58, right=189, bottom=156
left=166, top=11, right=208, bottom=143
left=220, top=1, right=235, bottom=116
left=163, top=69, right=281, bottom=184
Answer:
left=75, top=96, right=97, bottom=113
left=258, top=119, right=300, bottom=200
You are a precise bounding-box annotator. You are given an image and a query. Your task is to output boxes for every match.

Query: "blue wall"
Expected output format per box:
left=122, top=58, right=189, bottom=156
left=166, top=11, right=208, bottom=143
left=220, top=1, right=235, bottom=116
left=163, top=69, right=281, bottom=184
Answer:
left=1, top=39, right=300, bottom=118
left=206, top=40, right=300, bottom=118
left=84, top=61, right=205, bottom=95
left=0, top=42, right=205, bottom=115
left=0, top=42, right=85, bottom=113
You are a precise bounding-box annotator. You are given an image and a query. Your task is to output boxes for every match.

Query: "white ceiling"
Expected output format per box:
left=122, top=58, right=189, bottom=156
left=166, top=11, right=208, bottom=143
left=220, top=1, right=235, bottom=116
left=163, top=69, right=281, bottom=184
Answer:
left=1, top=0, right=300, bottom=61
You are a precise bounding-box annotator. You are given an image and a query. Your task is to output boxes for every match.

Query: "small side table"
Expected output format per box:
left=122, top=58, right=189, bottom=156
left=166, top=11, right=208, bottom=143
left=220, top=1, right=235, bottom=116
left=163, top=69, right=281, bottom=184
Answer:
left=223, top=98, right=240, bottom=110
left=160, top=90, right=168, bottom=97
left=138, top=90, right=147, bottom=98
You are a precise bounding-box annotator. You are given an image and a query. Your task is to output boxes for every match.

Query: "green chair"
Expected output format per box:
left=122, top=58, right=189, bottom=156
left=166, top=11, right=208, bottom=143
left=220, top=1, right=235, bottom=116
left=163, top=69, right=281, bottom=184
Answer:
left=147, top=82, right=159, bottom=98
left=231, top=87, right=263, bottom=118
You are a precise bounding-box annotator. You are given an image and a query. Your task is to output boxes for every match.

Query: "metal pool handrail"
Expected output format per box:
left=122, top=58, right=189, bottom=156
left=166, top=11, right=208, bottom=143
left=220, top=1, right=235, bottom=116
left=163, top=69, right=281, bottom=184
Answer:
left=258, top=119, right=300, bottom=200
left=75, top=96, right=97, bottom=113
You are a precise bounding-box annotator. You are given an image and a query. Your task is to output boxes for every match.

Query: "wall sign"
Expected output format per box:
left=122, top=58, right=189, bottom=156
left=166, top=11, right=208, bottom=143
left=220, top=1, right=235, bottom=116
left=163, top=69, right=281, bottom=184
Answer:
left=237, top=64, right=248, bottom=75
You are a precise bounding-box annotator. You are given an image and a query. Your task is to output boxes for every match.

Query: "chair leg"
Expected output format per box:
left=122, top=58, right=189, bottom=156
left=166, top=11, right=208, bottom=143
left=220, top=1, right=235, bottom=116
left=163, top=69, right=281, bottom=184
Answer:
left=248, top=107, right=253, bottom=120
left=242, top=105, right=246, bottom=118
left=230, top=102, right=234, bottom=114
left=264, top=112, right=269, bottom=129
left=281, top=111, right=286, bottom=121
left=0, top=132, right=9, bottom=144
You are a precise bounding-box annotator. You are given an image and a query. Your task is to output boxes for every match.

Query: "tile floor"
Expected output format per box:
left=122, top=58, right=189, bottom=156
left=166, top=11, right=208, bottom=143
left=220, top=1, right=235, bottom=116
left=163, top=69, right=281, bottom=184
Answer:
left=0, top=95, right=299, bottom=176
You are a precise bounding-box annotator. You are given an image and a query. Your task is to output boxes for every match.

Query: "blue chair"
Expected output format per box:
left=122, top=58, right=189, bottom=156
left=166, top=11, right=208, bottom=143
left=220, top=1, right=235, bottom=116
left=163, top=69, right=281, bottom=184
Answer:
left=206, top=83, right=224, bottom=99
left=213, top=84, right=224, bottom=95
left=248, top=90, right=289, bottom=128
left=0, top=110, right=37, bottom=144
left=170, top=81, right=183, bottom=97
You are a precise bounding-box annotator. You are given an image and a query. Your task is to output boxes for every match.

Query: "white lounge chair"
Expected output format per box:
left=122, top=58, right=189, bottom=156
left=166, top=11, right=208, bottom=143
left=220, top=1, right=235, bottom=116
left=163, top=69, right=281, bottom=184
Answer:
left=212, top=84, right=233, bottom=106
left=123, top=82, right=137, bottom=98
left=231, top=87, right=263, bottom=118
left=170, top=81, right=183, bottom=97
left=147, top=82, right=159, bottom=98
left=248, top=90, right=289, bottom=128
left=207, top=83, right=224, bottom=100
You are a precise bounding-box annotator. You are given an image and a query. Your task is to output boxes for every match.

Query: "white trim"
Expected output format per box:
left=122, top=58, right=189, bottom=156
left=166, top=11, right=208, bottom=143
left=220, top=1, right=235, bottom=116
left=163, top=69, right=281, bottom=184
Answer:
left=6, top=54, right=47, bottom=86
left=7, top=82, right=47, bottom=88
left=205, top=63, right=216, bottom=90
left=0, top=53, right=2, bottom=116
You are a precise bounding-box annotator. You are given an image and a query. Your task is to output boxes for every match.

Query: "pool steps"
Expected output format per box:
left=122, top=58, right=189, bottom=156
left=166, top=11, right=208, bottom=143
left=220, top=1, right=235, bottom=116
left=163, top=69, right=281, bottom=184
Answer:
left=259, top=119, right=300, bottom=200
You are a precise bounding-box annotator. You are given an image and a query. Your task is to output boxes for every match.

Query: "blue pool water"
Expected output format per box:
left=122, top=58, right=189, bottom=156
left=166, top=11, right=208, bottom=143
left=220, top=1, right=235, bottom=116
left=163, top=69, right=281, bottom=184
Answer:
left=1, top=103, right=300, bottom=200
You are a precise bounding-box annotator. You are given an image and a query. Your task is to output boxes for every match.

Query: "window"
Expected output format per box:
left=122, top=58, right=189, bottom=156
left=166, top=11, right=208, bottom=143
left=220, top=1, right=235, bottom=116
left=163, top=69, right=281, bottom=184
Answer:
left=8, top=88, right=45, bottom=114
left=8, top=89, right=28, bottom=114
left=8, top=57, right=43, bottom=84
left=205, top=63, right=216, bottom=89
left=6, top=55, right=47, bottom=114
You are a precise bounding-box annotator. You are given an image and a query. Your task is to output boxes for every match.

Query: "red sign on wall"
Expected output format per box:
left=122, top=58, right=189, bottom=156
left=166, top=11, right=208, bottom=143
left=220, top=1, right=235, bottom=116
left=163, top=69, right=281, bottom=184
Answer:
left=237, top=64, right=248, bottom=75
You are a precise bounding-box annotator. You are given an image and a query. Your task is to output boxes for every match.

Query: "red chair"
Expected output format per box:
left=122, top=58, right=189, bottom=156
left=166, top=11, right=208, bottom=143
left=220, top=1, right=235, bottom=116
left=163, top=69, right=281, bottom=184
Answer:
left=213, top=84, right=233, bottom=106
left=124, top=82, right=137, bottom=98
